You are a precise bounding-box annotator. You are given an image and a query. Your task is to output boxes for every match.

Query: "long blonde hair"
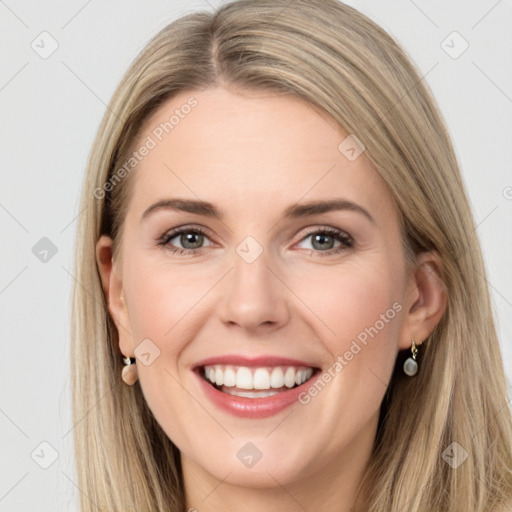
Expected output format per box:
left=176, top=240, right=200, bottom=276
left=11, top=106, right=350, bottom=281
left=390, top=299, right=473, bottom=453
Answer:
left=71, top=1, right=512, bottom=510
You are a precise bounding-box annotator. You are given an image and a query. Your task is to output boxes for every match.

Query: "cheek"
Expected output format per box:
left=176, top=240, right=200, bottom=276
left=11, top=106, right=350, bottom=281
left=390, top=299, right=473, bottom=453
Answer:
left=120, top=256, right=207, bottom=436
left=289, top=258, right=403, bottom=436
left=294, top=256, right=402, bottom=371
left=122, top=254, right=212, bottom=344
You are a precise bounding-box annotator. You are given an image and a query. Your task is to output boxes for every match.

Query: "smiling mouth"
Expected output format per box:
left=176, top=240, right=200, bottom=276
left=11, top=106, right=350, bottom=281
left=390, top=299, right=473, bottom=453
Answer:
left=198, top=364, right=320, bottom=398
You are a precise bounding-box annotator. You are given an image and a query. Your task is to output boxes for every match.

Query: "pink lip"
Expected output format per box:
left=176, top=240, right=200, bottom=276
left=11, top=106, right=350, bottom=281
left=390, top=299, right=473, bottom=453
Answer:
left=193, top=364, right=321, bottom=419
left=193, top=354, right=318, bottom=369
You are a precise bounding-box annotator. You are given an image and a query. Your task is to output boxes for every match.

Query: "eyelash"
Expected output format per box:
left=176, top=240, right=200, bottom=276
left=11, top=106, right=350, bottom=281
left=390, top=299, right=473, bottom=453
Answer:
left=157, top=225, right=354, bottom=257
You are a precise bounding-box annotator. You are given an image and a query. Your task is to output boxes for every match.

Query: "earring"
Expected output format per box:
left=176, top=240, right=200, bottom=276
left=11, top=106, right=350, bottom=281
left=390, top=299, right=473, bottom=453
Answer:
left=403, top=339, right=419, bottom=377
left=121, top=356, right=138, bottom=385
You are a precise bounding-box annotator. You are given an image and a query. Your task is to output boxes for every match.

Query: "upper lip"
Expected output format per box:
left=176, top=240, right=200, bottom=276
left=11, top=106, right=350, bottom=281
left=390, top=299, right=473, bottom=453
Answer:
left=193, top=354, right=320, bottom=369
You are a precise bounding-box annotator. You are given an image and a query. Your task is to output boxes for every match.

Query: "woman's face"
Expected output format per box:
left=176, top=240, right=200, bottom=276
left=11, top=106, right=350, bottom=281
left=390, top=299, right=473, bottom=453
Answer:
left=101, top=86, right=419, bottom=490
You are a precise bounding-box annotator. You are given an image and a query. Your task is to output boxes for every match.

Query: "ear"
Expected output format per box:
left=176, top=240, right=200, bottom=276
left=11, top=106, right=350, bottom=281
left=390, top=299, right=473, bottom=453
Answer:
left=96, top=235, right=134, bottom=356
left=398, top=251, right=447, bottom=350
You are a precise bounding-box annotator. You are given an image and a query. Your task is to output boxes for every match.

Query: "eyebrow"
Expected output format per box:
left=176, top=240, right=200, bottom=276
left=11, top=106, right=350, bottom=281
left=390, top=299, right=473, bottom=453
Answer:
left=141, top=197, right=375, bottom=224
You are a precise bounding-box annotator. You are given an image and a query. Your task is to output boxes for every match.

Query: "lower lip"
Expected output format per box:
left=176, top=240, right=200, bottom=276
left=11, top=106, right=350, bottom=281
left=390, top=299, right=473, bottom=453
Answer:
left=194, top=369, right=320, bottom=419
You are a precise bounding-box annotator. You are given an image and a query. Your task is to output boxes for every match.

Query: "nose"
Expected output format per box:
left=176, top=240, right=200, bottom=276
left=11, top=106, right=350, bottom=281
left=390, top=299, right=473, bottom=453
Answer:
left=217, top=246, right=290, bottom=332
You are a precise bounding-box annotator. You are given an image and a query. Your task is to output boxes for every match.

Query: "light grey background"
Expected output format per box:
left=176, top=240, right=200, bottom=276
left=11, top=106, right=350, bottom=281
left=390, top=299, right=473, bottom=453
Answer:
left=1, top=1, right=511, bottom=510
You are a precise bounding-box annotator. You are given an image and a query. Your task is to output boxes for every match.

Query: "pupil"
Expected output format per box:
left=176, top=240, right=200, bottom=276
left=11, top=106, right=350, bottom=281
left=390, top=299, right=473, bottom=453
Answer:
left=182, top=232, right=203, bottom=249
left=313, top=234, right=333, bottom=250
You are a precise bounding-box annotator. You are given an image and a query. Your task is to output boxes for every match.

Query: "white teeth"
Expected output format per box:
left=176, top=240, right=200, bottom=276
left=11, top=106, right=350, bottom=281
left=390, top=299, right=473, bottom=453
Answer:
left=215, top=366, right=224, bottom=386
left=270, top=367, right=284, bottom=388
left=223, top=366, right=236, bottom=387
left=236, top=367, right=253, bottom=389
left=203, top=364, right=314, bottom=391
left=223, top=388, right=280, bottom=398
left=284, top=367, right=295, bottom=388
left=296, top=369, right=308, bottom=385
left=253, top=368, right=270, bottom=389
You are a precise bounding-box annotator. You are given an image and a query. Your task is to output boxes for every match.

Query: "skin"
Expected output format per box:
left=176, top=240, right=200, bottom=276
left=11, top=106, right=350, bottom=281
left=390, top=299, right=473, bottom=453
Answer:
left=96, top=85, right=446, bottom=512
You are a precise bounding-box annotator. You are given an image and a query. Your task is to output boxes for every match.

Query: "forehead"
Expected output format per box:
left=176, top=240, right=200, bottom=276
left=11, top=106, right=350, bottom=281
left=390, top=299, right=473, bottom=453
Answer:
left=127, top=86, right=395, bottom=221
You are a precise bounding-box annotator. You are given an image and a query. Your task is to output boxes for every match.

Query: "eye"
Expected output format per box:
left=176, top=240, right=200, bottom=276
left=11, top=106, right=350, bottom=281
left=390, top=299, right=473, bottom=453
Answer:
left=296, top=227, right=354, bottom=256
left=158, top=226, right=213, bottom=255
left=157, top=225, right=354, bottom=257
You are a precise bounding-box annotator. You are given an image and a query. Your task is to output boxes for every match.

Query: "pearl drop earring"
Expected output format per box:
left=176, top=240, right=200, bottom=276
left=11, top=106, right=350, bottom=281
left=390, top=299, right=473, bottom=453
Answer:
left=403, top=339, right=419, bottom=377
left=121, top=356, right=138, bottom=385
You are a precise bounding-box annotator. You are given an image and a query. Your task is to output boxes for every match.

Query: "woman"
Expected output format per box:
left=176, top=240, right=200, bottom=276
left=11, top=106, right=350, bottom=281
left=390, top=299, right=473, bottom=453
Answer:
left=71, top=0, right=512, bottom=510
